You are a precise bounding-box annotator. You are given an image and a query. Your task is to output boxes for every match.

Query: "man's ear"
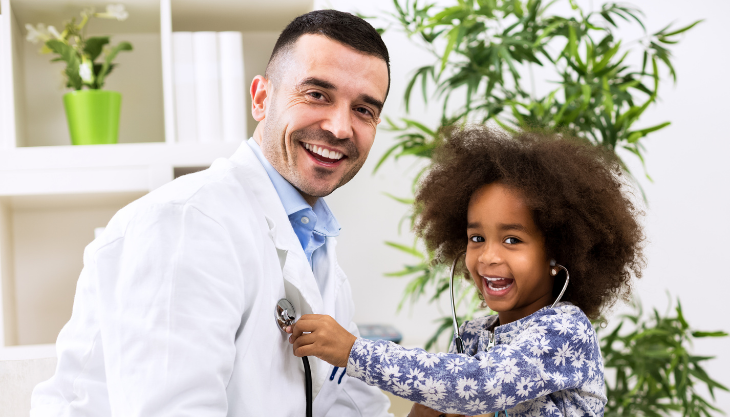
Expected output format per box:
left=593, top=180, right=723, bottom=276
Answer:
left=250, top=75, right=269, bottom=122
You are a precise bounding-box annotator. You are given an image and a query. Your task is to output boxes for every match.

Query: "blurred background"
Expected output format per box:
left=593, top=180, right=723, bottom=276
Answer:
left=0, top=0, right=727, bottom=414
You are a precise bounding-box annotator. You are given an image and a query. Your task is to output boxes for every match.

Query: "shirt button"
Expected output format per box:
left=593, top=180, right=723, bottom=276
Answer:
left=301, top=217, right=310, bottom=224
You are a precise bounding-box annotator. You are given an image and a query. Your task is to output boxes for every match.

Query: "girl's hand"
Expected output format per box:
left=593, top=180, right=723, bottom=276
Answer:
left=287, top=314, right=357, bottom=367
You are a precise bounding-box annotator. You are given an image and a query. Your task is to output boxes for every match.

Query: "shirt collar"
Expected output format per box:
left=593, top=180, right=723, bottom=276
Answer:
left=247, top=138, right=340, bottom=237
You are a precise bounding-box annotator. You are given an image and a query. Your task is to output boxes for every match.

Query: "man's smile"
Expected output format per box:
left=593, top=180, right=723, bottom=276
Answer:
left=301, top=142, right=347, bottom=166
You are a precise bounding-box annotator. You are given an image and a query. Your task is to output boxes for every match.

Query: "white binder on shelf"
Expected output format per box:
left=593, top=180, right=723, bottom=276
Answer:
left=0, top=17, right=7, bottom=149
left=218, top=31, right=246, bottom=143
left=192, top=32, right=222, bottom=144
left=172, top=32, right=198, bottom=144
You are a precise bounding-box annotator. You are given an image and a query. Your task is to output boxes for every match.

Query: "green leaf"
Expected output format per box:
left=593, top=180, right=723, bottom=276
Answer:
left=593, top=41, right=621, bottom=73
left=372, top=141, right=404, bottom=173
left=401, top=118, right=437, bottom=136
left=385, top=241, right=425, bottom=259
left=46, top=39, right=83, bottom=90
left=692, top=331, right=729, bottom=338
left=627, top=121, right=670, bottom=143
left=567, top=25, right=585, bottom=71
left=658, top=19, right=703, bottom=38
left=83, top=36, right=110, bottom=62
left=382, top=192, right=415, bottom=205
left=441, top=26, right=461, bottom=73
left=96, top=41, right=133, bottom=89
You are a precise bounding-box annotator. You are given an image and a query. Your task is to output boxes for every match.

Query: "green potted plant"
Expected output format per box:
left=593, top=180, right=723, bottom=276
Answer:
left=25, top=4, right=133, bottom=145
left=600, top=299, right=728, bottom=416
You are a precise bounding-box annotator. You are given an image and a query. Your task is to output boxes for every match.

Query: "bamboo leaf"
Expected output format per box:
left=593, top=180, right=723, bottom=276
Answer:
left=441, top=26, right=460, bottom=73
left=627, top=121, right=670, bottom=143
left=658, top=19, right=703, bottom=37
left=382, top=192, right=415, bottom=205
left=692, top=331, right=729, bottom=338
left=385, top=241, right=425, bottom=259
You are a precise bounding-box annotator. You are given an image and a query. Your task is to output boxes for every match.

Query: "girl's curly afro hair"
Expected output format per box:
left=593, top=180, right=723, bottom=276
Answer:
left=414, top=126, right=645, bottom=320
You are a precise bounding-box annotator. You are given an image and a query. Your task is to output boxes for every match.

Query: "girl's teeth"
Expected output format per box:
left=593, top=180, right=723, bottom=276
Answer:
left=485, top=277, right=513, bottom=291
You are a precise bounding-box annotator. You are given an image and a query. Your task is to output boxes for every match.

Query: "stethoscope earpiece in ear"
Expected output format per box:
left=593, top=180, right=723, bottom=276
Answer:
left=549, top=262, right=570, bottom=308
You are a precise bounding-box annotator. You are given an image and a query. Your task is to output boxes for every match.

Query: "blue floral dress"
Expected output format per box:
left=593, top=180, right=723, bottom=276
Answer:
left=346, top=302, right=606, bottom=416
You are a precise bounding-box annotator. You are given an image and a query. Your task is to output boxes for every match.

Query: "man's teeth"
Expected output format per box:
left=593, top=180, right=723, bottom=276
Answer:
left=303, top=143, right=344, bottom=160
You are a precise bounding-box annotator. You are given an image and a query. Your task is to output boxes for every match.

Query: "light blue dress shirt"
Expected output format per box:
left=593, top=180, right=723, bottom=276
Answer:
left=247, top=139, right=341, bottom=278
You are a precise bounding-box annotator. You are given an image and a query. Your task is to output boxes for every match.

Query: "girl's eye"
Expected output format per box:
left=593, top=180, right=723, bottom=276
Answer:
left=504, top=237, right=521, bottom=245
left=470, top=236, right=485, bottom=243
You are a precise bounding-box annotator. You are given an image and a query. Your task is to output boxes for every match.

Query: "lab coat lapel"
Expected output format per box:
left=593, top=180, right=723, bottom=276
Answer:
left=229, top=142, right=324, bottom=313
left=229, top=143, right=330, bottom=397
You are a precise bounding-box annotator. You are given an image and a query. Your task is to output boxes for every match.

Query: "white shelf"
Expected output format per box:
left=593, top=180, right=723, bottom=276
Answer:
left=0, top=343, right=55, bottom=360
left=0, top=141, right=243, bottom=197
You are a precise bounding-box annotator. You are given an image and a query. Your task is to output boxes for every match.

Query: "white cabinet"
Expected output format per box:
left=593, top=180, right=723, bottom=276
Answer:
left=0, top=0, right=313, bottom=348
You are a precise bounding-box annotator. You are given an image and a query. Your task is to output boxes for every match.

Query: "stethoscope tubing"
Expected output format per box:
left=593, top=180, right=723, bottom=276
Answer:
left=449, top=251, right=467, bottom=354
left=303, top=356, right=312, bottom=417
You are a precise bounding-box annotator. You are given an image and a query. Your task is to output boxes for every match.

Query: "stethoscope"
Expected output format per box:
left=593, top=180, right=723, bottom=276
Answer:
left=276, top=299, right=313, bottom=417
left=447, top=252, right=569, bottom=417
left=448, top=251, right=570, bottom=354
left=275, top=254, right=569, bottom=417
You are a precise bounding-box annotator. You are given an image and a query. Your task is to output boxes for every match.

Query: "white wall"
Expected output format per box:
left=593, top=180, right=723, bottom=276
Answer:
left=319, top=0, right=730, bottom=411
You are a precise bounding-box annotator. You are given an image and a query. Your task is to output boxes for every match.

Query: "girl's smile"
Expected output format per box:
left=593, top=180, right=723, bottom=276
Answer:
left=482, top=275, right=515, bottom=296
left=466, top=182, right=555, bottom=325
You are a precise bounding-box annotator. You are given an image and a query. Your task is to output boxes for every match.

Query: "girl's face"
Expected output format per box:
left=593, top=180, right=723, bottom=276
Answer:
left=465, top=182, right=555, bottom=325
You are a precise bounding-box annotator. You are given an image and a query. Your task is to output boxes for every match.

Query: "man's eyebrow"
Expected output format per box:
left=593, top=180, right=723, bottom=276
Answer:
left=297, top=77, right=336, bottom=90
left=359, top=94, right=384, bottom=113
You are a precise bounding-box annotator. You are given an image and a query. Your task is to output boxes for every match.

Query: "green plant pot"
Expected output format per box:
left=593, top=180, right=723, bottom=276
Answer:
left=63, top=90, right=121, bottom=145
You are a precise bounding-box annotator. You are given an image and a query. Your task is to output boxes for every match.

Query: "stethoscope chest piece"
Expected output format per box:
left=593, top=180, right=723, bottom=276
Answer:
left=275, top=298, right=296, bottom=333
left=275, top=298, right=313, bottom=417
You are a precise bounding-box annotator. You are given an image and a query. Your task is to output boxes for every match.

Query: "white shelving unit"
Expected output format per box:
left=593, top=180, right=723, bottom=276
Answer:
left=0, top=0, right=313, bottom=349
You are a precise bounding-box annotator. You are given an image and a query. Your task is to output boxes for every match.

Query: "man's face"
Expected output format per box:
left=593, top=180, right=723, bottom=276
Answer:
left=253, top=34, right=389, bottom=202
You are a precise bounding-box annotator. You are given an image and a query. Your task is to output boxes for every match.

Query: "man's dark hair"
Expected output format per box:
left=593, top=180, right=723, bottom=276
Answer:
left=266, top=10, right=391, bottom=98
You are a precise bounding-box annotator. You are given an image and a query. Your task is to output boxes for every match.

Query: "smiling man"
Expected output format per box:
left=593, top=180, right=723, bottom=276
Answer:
left=31, top=10, right=393, bottom=417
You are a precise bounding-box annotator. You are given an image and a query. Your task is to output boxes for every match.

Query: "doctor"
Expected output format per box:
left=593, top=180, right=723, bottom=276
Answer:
left=31, top=10, right=393, bottom=416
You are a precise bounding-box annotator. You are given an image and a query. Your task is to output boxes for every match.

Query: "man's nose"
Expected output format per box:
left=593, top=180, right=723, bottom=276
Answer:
left=321, top=104, right=353, bottom=140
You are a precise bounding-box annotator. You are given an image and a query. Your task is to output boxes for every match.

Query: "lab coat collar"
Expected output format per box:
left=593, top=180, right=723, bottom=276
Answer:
left=246, top=138, right=341, bottom=238
left=230, top=142, right=345, bottom=398
left=228, top=142, right=326, bottom=313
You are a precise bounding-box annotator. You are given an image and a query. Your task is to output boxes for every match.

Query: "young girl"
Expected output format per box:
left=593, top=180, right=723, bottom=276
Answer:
left=288, top=126, right=644, bottom=416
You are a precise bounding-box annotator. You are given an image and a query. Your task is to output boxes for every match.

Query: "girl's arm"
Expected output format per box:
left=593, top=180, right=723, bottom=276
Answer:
left=288, top=314, right=600, bottom=415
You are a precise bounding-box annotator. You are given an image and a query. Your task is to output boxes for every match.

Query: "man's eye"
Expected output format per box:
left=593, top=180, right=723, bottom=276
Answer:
left=470, top=236, right=484, bottom=243
left=308, top=92, right=324, bottom=100
left=504, top=237, right=521, bottom=244
left=355, top=107, right=373, bottom=117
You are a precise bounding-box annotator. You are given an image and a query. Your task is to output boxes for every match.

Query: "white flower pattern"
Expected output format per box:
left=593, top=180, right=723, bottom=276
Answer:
left=346, top=302, right=606, bottom=416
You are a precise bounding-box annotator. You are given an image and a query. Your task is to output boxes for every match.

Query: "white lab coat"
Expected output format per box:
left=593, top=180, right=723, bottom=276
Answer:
left=31, top=143, right=393, bottom=417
